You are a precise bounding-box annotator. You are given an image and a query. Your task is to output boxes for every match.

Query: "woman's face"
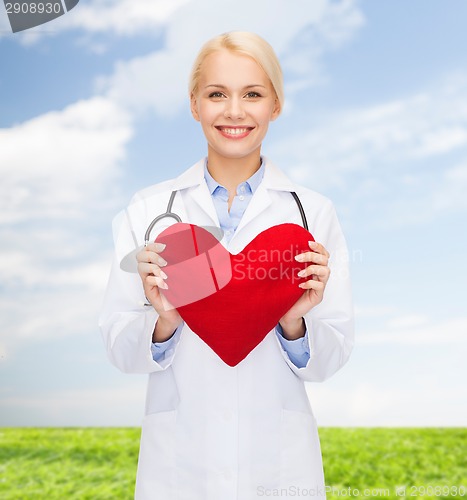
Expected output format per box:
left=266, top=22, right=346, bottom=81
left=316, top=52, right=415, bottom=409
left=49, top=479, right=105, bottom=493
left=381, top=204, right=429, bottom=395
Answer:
left=191, top=49, right=280, bottom=164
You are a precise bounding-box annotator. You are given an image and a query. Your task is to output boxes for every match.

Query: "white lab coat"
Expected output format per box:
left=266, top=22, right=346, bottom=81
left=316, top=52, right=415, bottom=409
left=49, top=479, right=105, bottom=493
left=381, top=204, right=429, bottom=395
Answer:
left=99, top=157, right=354, bottom=500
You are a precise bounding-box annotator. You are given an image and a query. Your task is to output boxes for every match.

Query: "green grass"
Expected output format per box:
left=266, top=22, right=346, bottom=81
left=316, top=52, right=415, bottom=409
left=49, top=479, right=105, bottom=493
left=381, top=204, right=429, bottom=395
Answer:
left=0, top=428, right=140, bottom=499
left=1, top=428, right=466, bottom=499
left=319, top=428, right=466, bottom=499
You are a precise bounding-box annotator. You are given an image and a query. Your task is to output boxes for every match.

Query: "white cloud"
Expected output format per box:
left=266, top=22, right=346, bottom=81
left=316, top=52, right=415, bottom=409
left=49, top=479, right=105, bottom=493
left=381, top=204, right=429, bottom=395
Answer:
left=317, top=306, right=467, bottom=426
left=0, top=382, right=147, bottom=426
left=412, top=126, right=467, bottom=157
left=358, top=317, right=467, bottom=346
left=0, top=96, right=133, bottom=356
left=355, top=305, right=397, bottom=319
left=0, top=248, right=110, bottom=291
left=61, top=0, right=191, bottom=36
left=0, top=274, right=106, bottom=348
left=309, top=382, right=467, bottom=426
left=353, top=305, right=466, bottom=346
left=317, top=0, right=366, bottom=47
left=0, top=96, right=133, bottom=224
left=100, top=48, right=194, bottom=117
left=0, top=213, right=113, bottom=353
left=0, top=0, right=190, bottom=44
left=272, top=74, right=467, bottom=195
left=446, top=163, right=467, bottom=182
left=386, top=314, right=429, bottom=329
left=4, top=0, right=366, bottom=121
left=433, top=162, right=467, bottom=212
left=3, top=0, right=364, bottom=65
left=97, top=0, right=365, bottom=117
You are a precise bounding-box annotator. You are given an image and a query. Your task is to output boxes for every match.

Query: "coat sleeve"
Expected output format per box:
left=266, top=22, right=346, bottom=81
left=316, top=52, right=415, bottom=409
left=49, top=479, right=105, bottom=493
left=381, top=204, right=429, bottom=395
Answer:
left=276, top=198, right=355, bottom=382
left=98, top=194, right=182, bottom=374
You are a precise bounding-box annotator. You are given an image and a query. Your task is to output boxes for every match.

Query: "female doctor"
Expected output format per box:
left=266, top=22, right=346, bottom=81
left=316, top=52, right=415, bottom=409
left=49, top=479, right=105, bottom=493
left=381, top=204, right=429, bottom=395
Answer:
left=99, top=31, right=354, bottom=500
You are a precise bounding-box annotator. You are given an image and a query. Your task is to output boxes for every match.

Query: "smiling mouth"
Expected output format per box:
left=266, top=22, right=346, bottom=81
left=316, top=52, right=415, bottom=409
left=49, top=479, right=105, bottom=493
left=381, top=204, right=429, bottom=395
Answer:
left=216, top=126, right=254, bottom=138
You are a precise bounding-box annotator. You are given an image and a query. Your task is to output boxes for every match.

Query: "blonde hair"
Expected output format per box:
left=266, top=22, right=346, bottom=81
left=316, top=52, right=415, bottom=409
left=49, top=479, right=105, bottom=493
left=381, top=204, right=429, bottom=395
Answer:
left=188, top=31, right=284, bottom=114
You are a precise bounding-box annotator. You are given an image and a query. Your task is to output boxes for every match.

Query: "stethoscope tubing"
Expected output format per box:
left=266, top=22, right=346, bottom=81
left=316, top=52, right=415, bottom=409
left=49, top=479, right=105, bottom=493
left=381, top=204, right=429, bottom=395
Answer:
left=144, top=191, right=182, bottom=246
left=144, top=190, right=308, bottom=246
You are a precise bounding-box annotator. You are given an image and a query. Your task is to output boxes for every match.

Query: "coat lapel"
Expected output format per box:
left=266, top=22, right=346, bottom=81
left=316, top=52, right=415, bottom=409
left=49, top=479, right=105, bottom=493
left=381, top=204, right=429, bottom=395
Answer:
left=171, top=158, right=219, bottom=226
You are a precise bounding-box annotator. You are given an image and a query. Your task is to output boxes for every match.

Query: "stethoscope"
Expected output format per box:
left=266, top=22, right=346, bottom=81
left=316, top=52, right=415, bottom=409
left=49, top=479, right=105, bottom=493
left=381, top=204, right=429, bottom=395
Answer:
left=119, top=190, right=309, bottom=273
left=144, top=190, right=308, bottom=246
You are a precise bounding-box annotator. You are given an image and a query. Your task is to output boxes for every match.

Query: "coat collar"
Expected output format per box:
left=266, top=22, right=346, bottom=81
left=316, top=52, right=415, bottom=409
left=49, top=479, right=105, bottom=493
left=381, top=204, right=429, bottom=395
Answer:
left=171, top=156, right=297, bottom=192
left=170, top=157, right=299, bottom=244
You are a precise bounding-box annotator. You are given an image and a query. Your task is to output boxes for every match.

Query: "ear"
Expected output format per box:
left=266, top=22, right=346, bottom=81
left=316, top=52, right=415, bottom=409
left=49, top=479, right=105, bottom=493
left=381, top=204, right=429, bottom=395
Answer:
left=270, top=98, right=281, bottom=121
left=190, top=93, right=200, bottom=122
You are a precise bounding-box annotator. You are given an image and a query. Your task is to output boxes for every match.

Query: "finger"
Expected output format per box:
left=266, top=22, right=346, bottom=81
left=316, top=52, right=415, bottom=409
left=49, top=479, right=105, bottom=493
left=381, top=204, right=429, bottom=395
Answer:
left=298, top=278, right=326, bottom=291
left=146, top=275, right=169, bottom=289
left=137, top=250, right=168, bottom=267
left=136, top=248, right=151, bottom=263
left=145, top=242, right=166, bottom=253
left=297, top=265, right=330, bottom=281
left=308, top=240, right=330, bottom=258
left=310, top=240, right=330, bottom=258
left=138, top=262, right=168, bottom=279
left=295, top=251, right=328, bottom=266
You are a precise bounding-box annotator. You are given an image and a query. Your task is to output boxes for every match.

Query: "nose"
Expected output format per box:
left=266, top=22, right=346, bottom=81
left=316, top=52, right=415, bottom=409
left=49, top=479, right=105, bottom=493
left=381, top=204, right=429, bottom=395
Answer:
left=224, top=97, right=245, bottom=120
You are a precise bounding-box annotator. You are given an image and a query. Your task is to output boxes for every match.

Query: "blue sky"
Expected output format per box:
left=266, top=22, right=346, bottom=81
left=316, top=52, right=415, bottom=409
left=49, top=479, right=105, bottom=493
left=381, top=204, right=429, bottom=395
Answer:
left=1, top=0, right=466, bottom=426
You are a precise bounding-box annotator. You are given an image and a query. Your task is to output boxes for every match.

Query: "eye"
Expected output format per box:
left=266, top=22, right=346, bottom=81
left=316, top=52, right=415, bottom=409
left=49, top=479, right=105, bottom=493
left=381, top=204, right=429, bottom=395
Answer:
left=209, top=92, right=225, bottom=98
left=245, top=91, right=261, bottom=99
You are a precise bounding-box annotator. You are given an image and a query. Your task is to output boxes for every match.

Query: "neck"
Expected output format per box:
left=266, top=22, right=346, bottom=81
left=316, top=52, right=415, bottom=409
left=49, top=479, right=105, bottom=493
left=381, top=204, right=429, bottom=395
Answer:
left=206, top=147, right=262, bottom=193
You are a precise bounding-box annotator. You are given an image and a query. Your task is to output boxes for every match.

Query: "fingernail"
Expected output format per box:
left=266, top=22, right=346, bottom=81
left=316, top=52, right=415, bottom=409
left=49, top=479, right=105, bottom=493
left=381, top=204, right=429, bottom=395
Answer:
left=297, top=269, right=306, bottom=278
left=158, top=257, right=167, bottom=266
left=160, top=271, right=168, bottom=280
left=298, top=282, right=306, bottom=289
left=295, top=254, right=304, bottom=262
left=156, top=243, right=166, bottom=252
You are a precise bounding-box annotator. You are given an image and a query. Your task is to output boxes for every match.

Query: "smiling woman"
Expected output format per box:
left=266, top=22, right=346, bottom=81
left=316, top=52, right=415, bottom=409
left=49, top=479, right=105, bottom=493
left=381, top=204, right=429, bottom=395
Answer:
left=190, top=49, right=281, bottom=178
left=99, top=31, right=354, bottom=500
left=189, top=32, right=283, bottom=191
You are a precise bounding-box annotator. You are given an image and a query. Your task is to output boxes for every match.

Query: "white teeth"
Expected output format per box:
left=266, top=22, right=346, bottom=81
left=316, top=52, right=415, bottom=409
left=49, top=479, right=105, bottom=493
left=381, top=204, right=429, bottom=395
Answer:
left=221, top=128, right=249, bottom=135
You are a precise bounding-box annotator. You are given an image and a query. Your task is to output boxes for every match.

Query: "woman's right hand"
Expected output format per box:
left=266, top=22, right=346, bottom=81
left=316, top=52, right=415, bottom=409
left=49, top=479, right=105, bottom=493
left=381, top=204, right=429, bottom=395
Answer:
left=136, top=242, right=182, bottom=341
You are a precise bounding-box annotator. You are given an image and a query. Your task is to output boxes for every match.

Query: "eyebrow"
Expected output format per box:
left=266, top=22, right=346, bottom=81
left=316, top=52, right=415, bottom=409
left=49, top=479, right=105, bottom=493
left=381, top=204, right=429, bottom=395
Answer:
left=204, top=84, right=267, bottom=89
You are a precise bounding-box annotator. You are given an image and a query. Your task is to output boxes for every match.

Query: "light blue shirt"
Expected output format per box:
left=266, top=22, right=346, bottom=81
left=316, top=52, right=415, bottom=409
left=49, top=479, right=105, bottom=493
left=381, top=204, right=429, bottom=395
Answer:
left=204, top=158, right=265, bottom=244
left=151, top=159, right=310, bottom=368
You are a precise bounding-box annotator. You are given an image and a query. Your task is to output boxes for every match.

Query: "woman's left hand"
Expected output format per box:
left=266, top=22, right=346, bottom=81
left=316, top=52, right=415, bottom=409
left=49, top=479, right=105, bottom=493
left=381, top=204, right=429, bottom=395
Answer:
left=280, top=240, right=331, bottom=325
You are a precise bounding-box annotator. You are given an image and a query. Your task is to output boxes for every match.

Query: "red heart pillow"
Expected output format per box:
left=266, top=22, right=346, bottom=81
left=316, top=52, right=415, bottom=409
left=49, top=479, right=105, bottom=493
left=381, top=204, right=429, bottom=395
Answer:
left=155, top=223, right=313, bottom=366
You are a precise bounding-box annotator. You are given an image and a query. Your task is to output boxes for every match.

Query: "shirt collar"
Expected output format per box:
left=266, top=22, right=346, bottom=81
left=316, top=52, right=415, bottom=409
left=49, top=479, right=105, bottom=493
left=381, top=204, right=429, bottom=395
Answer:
left=204, top=158, right=265, bottom=195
